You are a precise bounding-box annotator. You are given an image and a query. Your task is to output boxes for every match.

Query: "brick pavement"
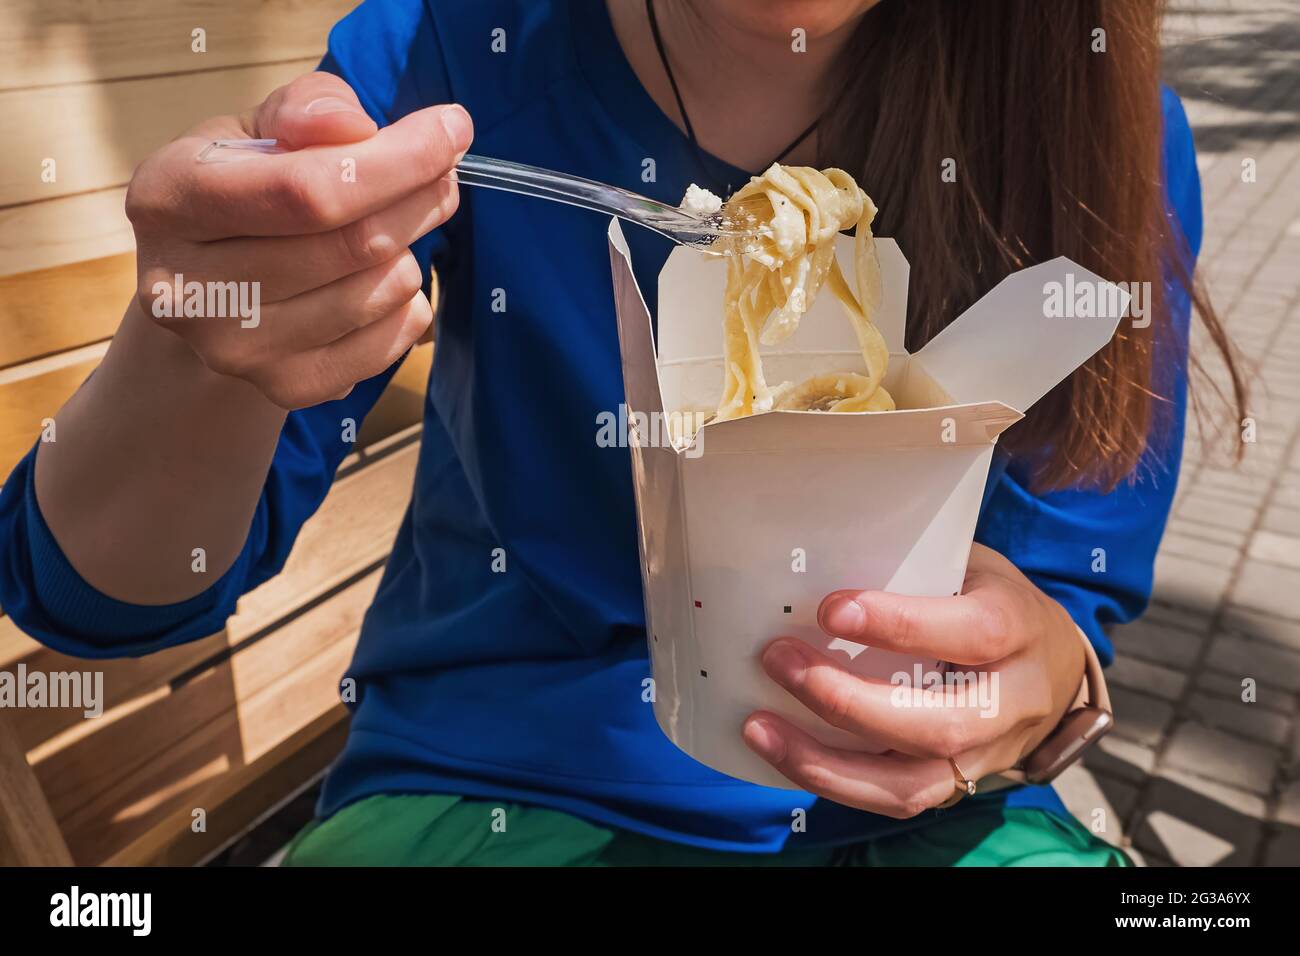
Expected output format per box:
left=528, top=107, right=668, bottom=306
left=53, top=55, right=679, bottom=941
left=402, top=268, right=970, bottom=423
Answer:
left=1053, top=0, right=1300, bottom=867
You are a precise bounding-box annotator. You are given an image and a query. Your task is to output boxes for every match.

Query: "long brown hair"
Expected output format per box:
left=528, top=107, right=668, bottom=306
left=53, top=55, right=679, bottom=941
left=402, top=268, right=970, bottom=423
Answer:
left=819, top=0, right=1246, bottom=492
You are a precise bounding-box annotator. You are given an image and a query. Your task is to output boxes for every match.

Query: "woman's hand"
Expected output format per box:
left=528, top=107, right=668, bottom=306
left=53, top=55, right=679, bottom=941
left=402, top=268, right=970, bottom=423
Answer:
left=33, top=72, right=475, bottom=606
left=124, top=71, right=472, bottom=409
left=742, top=543, right=1086, bottom=817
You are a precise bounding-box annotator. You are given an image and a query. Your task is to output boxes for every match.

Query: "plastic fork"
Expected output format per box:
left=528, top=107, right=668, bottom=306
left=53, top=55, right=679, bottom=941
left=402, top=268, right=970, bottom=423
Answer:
left=197, top=139, right=765, bottom=253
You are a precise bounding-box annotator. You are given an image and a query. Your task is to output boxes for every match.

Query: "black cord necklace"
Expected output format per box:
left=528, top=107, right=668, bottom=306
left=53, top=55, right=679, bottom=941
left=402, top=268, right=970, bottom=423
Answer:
left=645, top=0, right=819, bottom=193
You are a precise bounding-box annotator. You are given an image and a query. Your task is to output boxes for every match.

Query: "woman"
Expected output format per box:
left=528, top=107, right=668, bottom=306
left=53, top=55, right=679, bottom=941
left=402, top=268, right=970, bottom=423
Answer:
left=0, top=0, right=1244, bottom=865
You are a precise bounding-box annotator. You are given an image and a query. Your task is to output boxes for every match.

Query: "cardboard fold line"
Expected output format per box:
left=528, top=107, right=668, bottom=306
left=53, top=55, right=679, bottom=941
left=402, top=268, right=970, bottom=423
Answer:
left=608, top=221, right=667, bottom=419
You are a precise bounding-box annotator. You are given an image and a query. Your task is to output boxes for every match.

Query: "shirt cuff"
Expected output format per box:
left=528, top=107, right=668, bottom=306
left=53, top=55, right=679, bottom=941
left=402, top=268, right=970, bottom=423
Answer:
left=20, top=457, right=249, bottom=658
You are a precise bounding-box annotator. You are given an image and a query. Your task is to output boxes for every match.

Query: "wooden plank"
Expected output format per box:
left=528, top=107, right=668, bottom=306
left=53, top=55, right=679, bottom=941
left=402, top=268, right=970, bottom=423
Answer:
left=0, top=615, right=37, bottom=668
left=0, top=187, right=131, bottom=278
left=359, top=342, right=432, bottom=446
left=0, top=340, right=108, bottom=387
left=47, top=571, right=376, bottom=864
left=0, top=1, right=352, bottom=89
left=0, top=354, right=96, bottom=481
left=103, top=708, right=349, bottom=867
left=33, top=585, right=364, bottom=825
left=351, top=421, right=421, bottom=466
left=4, top=439, right=418, bottom=751
left=0, top=338, right=430, bottom=483
left=0, top=249, right=437, bottom=372
left=2, top=628, right=230, bottom=755
left=0, top=253, right=133, bottom=368
left=0, top=58, right=316, bottom=206
left=0, top=709, right=73, bottom=865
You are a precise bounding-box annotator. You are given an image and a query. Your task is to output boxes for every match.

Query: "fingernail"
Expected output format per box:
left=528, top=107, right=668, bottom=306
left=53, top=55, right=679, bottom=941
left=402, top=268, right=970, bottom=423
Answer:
left=440, top=104, right=473, bottom=154
left=819, top=594, right=866, bottom=638
left=763, top=640, right=808, bottom=685
left=743, top=717, right=786, bottom=763
left=305, top=96, right=360, bottom=115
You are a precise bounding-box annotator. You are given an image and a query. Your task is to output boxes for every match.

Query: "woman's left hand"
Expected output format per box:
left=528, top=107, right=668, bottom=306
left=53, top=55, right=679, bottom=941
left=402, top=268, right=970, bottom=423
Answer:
left=742, top=543, right=1086, bottom=817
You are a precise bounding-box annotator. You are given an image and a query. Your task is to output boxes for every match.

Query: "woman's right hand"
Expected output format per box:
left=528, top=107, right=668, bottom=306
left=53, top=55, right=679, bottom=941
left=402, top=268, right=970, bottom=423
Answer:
left=124, top=71, right=473, bottom=410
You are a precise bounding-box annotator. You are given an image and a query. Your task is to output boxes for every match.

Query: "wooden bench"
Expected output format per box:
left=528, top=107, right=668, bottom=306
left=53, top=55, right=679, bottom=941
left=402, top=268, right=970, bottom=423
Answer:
left=0, top=0, right=428, bottom=866
left=0, top=254, right=432, bottom=866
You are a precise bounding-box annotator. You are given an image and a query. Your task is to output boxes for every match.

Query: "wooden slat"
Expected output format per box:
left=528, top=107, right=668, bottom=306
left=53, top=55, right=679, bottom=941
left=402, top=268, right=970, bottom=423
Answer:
left=104, top=708, right=350, bottom=867
left=0, top=434, right=417, bottom=866
left=0, top=249, right=437, bottom=375
left=3, top=438, right=419, bottom=751
left=2, top=628, right=229, bottom=755
left=0, top=339, right=430, bottom=483
left=0, top=354, right=97, bottom=480
left=0, top=187, right=131, bottom=278
left=0, top=233, right=432, bottom=864
left=45, top=568, right=379, bottom=865
left=0, top=58, right=316, bottom=206
left=352, top=421, right=421, bottom=466
left=0, top=1, right=353, bottom=89
left=0, top=616, right=35, bottom=668
left=0, top=253, right=133, bottom=368
left=37, top=572, right=368, bottom=821
left=0, top=709, right=73, bottom=865
left=359, top=342, right=432, bottom=446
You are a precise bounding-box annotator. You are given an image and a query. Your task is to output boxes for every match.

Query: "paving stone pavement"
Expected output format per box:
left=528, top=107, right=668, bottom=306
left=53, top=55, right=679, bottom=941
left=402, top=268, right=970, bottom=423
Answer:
left=1052, top=0, right=1300, bottom=867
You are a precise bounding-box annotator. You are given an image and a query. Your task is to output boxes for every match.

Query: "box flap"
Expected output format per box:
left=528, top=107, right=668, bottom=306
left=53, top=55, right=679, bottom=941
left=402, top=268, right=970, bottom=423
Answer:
left=657, top=235, right=910, bottom=362
left=913, top=257, right=1129, bottom=413
left=608, top=220, right=667, bottom=417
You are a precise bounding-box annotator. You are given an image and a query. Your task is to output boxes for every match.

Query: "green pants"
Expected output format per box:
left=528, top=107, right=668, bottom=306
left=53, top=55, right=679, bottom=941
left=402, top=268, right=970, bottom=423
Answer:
left=281, top=794, right=1132, bottom=867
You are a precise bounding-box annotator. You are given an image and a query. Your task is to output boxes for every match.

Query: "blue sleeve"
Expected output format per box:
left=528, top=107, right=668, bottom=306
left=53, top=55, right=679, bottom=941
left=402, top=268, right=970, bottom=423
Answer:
left=975, top=87, right=1201, bottom=666
left=0, top=0, right=449, bottom=659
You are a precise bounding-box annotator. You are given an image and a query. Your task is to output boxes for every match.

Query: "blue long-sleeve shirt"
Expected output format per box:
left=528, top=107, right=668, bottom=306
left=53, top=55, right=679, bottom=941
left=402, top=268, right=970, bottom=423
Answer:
left=0, top=0, right=1201, bottom=852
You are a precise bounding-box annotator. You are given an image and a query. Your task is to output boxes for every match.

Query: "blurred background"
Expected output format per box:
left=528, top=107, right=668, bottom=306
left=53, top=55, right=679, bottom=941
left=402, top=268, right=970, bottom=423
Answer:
left=1057, top=0, right=1300, bottom=867
left=0, top=0, right=1296, bottom=866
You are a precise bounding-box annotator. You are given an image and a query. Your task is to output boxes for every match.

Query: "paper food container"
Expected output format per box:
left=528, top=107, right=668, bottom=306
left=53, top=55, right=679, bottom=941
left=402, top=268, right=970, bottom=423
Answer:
left=607, top=219, right=1129, bottom=789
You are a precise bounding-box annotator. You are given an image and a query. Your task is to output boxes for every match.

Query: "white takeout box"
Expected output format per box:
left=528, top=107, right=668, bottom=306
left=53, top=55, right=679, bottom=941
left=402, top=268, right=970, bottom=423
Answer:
left=607, top=219, right=1129, bottom=789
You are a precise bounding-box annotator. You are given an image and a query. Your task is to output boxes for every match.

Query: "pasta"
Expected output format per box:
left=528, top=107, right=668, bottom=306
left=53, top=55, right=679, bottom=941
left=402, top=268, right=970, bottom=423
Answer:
left=704, top=164, right=894, bottom=422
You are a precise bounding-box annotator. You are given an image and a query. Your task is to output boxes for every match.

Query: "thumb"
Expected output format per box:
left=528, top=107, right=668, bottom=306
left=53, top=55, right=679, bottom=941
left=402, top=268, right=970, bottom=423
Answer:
left=245, top=71, right=378, bottom=149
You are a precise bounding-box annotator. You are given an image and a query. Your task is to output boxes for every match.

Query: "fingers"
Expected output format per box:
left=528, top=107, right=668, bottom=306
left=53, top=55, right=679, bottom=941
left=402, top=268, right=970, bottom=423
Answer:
left=122, top=70, right=454, bottom=410
left=759, top=637, right=1018, bottom=759
left=129, top=94, right=473, bottom=241
left=253, top=290, right=433, bottom=409
left=742, top=713, right=959, bottom=818
left=817, top=589, right=1021, bottom=666
left=176, top=253, right=426, bottom=362
left=264, top=253, right=427, bottom=348
left=816, top=552, right=1036, bottom=665
left=246, top=71, right=378, bottom=148
left=138, top=177, right=457, bottom=305
left=747, top=542, right=1066, bottom=809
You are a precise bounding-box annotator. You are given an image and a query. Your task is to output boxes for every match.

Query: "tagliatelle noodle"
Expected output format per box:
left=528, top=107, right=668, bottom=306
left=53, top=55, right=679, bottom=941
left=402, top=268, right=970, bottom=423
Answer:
left=712, top=164, right=894, bottom=421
